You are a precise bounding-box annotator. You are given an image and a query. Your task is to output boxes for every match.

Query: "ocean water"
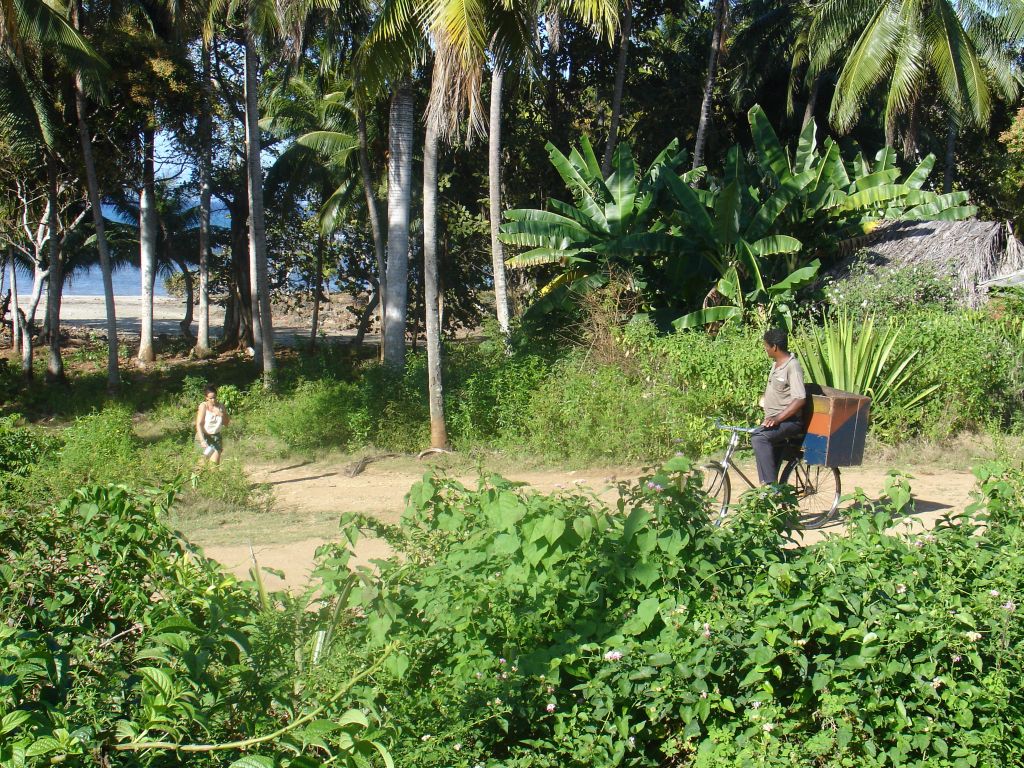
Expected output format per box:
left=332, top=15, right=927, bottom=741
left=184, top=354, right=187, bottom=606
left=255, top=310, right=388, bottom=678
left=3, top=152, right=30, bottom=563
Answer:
left=5, top=265, right=169, bottom=297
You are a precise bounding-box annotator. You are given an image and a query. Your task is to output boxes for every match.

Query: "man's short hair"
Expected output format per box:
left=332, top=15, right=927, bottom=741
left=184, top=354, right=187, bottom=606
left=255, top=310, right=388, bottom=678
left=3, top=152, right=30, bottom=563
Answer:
left=763, top=328, right=789, bottom=351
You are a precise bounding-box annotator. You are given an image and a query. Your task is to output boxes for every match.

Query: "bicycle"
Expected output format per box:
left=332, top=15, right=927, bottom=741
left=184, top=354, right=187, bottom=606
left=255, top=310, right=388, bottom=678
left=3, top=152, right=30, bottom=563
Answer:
left=696, top=421, right=842, bottom=529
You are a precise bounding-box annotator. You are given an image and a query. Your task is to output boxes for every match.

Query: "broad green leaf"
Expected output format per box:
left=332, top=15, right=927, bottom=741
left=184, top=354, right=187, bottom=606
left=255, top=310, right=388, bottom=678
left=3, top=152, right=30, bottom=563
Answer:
left=749, top=105, right=791, bottom=180
left=672, top=305, right=742, bottom=330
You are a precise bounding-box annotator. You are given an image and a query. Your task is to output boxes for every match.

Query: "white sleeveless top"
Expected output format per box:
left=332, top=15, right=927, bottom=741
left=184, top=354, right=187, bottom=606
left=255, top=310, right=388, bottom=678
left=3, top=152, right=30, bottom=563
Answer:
left=203, top=407, right=223, bottom=435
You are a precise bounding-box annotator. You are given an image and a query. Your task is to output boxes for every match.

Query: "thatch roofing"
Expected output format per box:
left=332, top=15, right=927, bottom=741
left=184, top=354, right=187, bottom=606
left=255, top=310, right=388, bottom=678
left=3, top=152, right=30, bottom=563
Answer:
left=831, top=220, right=1024, bottom=307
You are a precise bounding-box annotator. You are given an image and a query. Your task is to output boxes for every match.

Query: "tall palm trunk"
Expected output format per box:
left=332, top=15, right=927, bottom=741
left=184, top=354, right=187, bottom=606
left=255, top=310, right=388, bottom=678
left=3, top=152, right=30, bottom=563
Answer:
left=693, top=0, right=728, bottom=170
left=357, top=104, right=387, bottom=353
left=244, top=26, right=275, bottom=386
left=802, top=73, right=822, bottom=129
left=422, top=117, right=448, bottom=449
left=8, top=251, right=19, bottom=356
left=383, top=80, right=414, bottom=369
left=310, top=231, right=323, bottom=348
left=172, top=253, right=194, bottom=339
left=75, top=77, right=119, bottom=388
left=488, top=63, right=511, bottom=337
left=601, top=8, right=632, bottom=176
left=944, top=117, right=956, bottom=193
left=138, top=126, right=157, bottom=364
left=44, top=151, right=64, bottom=382
left=196, top=37, right=213, bottom=357
left=71, top=0, right=118, bottom=388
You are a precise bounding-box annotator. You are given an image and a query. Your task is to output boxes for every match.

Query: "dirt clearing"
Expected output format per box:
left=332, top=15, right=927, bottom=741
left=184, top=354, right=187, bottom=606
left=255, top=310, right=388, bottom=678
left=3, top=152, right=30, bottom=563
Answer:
left=185, top=454, right=981, bottom=592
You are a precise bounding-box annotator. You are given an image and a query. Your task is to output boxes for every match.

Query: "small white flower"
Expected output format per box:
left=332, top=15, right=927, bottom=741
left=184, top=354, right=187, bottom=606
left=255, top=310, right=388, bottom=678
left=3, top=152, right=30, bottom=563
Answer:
left=965, top=631, right=982, bottom=642
left=453, top=744, right=462, bottom=751
left=546, top=702, right=556, bottom=713
left=603, top=649, right=624, bottom=661
left=931, top=677, right=943, bottom=690
left=896, top=584, right=907, bottom=595
left=1003, top=599, right=1017, bottom=613
left=990, top=589, right=1001, bottom=597
left=702, top=623, right=711, bottom=639
left=750, top=701, right=762, bottom=710
left=421, top=734, right=433, bottom=742
left=700, top=691, right=708, bottom=699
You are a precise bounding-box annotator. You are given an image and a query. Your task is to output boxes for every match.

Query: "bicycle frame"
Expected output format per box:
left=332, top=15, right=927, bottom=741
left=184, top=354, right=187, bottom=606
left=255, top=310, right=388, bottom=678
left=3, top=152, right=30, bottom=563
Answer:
left=711, top=427, right=759, bottom=491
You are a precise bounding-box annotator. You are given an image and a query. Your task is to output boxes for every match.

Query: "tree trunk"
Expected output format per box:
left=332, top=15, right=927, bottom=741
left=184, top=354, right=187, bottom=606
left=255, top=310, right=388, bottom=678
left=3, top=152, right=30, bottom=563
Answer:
left=310, top=232, right=323, bottom=348
left=383, top=81, right=414, bottom=369
left=244, top=26, right=275, bottom=387
left=222, top=284, right=239, bottom=349
left=602, top=8, right=632, bottom=176
left=353, top=287, right=379, bottom=347
left=902, top=102, right=920, bottom=160
left=944, top=117, right=956, bottom=194
left=488, top=63, right=512, bottom=338
left=802, top=73, right=822, bottom=130
left=357, top=104, right=387, bottom=356
left=422, top=117, right=449, bottom=449
left=26, top=264, right=45, bottom=327
left=138, top=126, right=157, bottom=364
left=195, top=37, right=213, bottom=357
left=693, top=0, right=728, bottom=170
left=19, top=308, right=31, bottom=379
left=173, top=255, right=194, bottom=340
left=44, top=152, right=64, bottom=382
left=72, top=0, right=119, bottom=389
left=9, top=251, right=19, bottom=356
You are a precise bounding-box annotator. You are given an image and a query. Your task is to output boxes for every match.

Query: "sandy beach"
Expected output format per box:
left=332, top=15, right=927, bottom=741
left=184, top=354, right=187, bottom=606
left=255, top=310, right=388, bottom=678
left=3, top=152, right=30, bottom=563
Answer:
left=38, top=293, right=370, bottom=346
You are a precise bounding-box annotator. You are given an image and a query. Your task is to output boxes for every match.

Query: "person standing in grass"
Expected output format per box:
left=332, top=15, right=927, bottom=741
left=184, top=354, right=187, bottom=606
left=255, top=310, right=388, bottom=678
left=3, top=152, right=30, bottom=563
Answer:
left=195, top=383, right=229, bottom=465
left=752, top=328, right=807, bottom=484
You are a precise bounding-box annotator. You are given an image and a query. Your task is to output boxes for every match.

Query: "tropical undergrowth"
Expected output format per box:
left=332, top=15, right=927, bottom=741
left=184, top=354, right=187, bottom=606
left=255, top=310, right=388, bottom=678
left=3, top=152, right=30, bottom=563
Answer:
left=5, top=459, right=1024, bottom=766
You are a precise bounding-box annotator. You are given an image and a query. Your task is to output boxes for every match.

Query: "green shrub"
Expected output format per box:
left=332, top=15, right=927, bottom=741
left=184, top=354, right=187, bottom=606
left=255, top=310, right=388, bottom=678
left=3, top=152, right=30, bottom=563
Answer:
left=890, top=310, right=1023, bottom=438
left=257, top=378, right=363, bottom=452
left=309, top=460, right=1024, bottom=768
left=1, top=484, right=388, bottom=766
left=0, top=414, right=53, bottom=475
left=56, top=404, right=140, bottom=488
left=824, top=257, right=959, bottom=318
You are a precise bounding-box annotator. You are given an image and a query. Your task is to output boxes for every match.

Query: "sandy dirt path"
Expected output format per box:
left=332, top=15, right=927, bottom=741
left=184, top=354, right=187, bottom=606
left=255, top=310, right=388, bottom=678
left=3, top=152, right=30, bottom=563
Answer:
left=197, top=456, right=980, bottom=592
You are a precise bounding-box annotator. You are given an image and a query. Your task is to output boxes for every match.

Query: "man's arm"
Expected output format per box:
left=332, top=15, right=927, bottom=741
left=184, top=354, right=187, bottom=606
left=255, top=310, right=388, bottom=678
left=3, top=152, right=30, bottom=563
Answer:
left=763, top=397, right=806, bottom=428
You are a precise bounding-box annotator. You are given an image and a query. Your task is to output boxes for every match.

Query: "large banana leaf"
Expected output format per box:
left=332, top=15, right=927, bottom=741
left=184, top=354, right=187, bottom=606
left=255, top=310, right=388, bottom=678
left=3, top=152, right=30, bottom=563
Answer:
left=545, top=142, right=594, bottom=199
left=749, top=234, right=802, bottom=256
left=744, top=169, right=816, bottom=241
left=749, top=105, right=791, bottom=182
left=795, top=119, right=818, bottom=173
left=506, top=247, right=584, bottom=268
left=837, top=184, right=909, bottom=212
left=767, top=260, right=820, bottom=296
left=606, top=142, right=638, bottom=235
left=905, top=155, right=936, bottom=189
left=672, top=305, right=743, bottom=330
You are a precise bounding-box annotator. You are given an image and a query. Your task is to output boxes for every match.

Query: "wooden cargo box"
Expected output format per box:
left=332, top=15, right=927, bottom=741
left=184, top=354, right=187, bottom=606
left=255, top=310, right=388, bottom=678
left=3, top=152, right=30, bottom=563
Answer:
left=801, top=385, right=871, bottom=467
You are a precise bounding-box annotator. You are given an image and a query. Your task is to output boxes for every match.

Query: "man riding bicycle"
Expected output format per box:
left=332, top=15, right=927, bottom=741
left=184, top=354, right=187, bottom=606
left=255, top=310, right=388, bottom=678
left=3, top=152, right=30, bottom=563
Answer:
left=753, top=328, right=806, bottom=485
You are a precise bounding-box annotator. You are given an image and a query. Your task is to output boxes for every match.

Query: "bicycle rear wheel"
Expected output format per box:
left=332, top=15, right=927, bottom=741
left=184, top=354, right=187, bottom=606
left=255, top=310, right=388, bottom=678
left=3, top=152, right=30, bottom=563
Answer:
left=780, top=460, right=841, bottom=528
left=696, top=463, right=731, bottom=524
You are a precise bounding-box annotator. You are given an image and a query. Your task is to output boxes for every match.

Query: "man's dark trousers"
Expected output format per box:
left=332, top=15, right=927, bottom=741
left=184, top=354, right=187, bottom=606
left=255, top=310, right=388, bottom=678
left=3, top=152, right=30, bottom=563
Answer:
left=751, top=420, right=805, bottom=484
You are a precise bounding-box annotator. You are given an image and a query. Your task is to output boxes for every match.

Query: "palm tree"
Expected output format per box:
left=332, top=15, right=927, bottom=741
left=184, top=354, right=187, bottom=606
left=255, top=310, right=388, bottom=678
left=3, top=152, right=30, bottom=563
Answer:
left=809, top=0, right=1023, bottom=164
left=264, top=68, right=362, bottom=346
left=693, top=0, right=730, bottom=169
left=138, top=125, right=158, bottom=364
left=69, top=0, right=118, bottom=388
left=601, top=0, right=631, bottom=175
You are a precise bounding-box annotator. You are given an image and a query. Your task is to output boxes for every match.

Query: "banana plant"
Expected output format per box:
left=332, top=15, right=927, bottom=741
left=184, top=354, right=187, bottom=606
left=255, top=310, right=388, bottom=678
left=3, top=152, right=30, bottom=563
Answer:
left=748, top=105, right=976, bottom=257
left=500, top=138, right=703, bottom=310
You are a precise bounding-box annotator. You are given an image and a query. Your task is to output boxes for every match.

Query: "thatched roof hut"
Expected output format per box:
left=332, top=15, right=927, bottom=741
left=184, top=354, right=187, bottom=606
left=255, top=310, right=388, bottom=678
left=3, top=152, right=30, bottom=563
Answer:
left=831, top=220, right=1024, bottom=307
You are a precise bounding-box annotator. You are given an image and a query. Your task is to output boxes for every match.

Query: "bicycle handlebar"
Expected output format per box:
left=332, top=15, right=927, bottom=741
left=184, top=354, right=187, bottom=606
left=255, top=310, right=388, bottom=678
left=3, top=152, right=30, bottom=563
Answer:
left=712, top=419, right=760, bottom=434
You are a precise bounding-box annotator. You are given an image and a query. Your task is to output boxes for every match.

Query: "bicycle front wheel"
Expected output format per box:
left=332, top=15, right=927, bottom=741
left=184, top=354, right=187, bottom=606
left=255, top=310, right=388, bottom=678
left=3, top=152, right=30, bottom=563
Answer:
left=780, top=460, right=841, bottom=528
left=696, top=463, right=731, bottom=524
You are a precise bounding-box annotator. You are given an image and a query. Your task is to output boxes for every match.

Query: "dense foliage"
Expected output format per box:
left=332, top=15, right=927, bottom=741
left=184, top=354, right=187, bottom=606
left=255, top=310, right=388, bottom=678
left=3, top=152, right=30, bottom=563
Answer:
left=5, top=458, right=1024, bottom=766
